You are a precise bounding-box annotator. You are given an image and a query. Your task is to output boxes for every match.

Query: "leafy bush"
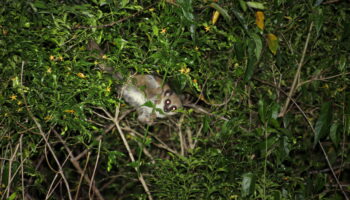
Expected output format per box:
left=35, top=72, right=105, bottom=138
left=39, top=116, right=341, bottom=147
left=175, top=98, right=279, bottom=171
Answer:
left=1, top=0, right=349, bottom=199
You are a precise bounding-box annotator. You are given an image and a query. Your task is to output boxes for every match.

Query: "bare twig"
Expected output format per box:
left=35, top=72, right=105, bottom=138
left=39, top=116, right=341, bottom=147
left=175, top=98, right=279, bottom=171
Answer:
left=184, top=103, right=229, bottom=121
left=193, top=123, right=203, bottom=149
left=54, top=131, right=105, bottom=200
left=20, top=135, right=25, bottom=200
left=297, top=72, right=350, bottom=88
left=75, top=152, right=91, bottom=200
left=177, top=114, right=186, bottom=156
left=279, top=22, right=314, bottom=117
left=123, top=126, right=179, bottom=155
left=89, top=139, right=102, bottom=199
left=6, top=143, right=20, bottom=198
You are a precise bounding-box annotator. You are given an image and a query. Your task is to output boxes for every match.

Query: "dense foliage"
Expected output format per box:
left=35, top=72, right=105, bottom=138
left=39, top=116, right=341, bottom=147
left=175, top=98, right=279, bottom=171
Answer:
left=1, top=0, right=349, bottom=199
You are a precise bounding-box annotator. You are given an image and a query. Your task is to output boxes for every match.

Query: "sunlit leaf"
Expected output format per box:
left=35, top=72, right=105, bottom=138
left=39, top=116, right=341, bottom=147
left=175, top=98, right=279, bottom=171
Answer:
left=267, top=33, right=279, bottom=55
left=246, top=1, right=266, bottom=10
left=239, top=0, right=247, bottom=12
left=255, top=11, right=265, bottom=30
left=212, top=10, right=220, bottom=25
left=242, top=172, right=256, bottom=197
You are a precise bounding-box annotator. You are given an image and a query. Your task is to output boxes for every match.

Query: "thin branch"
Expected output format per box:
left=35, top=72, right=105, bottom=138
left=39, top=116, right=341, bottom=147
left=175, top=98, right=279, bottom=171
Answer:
left=75, top=152, right=91, bottom=200
left=6, top=143, right=20, bottom=198
left=184, top=103, right=229, bottom=121
left=279, top=22, right=314, bottom=117
left=177, top=114, right=186, bottom=156
left=297, top=72, right=350, bottom=88
left=54, top=131, right=105, bottom=200
left=89, top=139, right=102, bottom=199
left=20, top=135, right=25, bottom=200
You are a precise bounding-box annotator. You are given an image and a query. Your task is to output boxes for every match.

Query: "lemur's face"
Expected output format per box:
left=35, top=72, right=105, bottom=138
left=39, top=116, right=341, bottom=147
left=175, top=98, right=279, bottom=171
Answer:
left=156, top=89, right=182, bottom=118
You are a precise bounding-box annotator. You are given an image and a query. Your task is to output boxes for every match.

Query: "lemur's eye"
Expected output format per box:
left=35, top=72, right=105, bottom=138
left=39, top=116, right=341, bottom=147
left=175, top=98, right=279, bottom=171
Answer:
left=170, top=106, right=177, bottom=111
left=164, top=90, right=173, bottom=96
left=165, top=99, right=171, bottom=105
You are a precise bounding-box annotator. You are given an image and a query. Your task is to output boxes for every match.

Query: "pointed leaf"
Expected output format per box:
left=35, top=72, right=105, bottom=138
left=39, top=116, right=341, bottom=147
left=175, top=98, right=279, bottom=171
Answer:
left=246, top=1, right=266, bottom=10
left=231, top=8, right=248, bottom=30
left=255, top=11, right=265, bottom=30
left=210, top=3, right=232, bottom=23
left=330, top=123, right=339, bottom=147
left=250, top=33, right=262, bottom=60
left=242, top=172, right=256, bottom=197
left=314, top=102, right=332, bottom=147
left=239, top=0, right=247, bottom=12
left=267, top=33, right=279, bottom=55
left=244, top=40, right=257, bottom=81
left=212, top=10, right=220, bottom=25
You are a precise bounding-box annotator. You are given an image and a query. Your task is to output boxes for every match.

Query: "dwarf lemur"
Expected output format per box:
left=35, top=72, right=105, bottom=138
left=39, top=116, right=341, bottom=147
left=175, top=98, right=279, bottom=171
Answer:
left=87, top=40, right=182, bottom=125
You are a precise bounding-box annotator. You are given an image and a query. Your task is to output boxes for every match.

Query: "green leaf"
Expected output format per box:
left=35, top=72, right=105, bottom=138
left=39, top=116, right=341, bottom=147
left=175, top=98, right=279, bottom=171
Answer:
left=250, top=33, right=262, bottom=60
left=8, top=192, right=17, bottom=200
left=242, top=172, right=256, bottom=197
left=258, top=99, right=266, bottom=123
left=267, top=33, right=279, bottom=55
left=312, top=8, right=324, bottom=36
left=143, top=101, right=155, bottom=108
left=239, top=0, right=247, bottom=12
left=210, top=3, right=232, bottom=23
left=329, top=123, right=339, bottom=147
left=246, top=1, right=266, bottom=10
left=231, top=8, right=248, bottom=30
left=314, top=102, right=332, bottom=147
left=244, top=40, right=257, bottom=81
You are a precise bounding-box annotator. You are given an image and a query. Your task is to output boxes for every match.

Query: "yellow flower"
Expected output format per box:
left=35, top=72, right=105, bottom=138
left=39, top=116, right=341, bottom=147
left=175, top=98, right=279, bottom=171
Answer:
left=49, top=55, right=55, bottom=61
left=58, top=56, right=63, bottom=61
left=77, top=73, right=86, bottom=78
left=179, top=67, right=190, bottom=74
left=161, top=28, right=167, bottom=34
left=102, top=54, right=107, bottom=59
left=204, top=25, right=210, bottom=32
left=10, top=95, right=17, bottom=100
left=106, top=87, right=111, bottom=92
left=17, top=101, right=22, bottom=105
left=194, top=46, right=199, bottom=51
left=94, top=60, right=99, bottom=65
left=64, top=109, right=75, bottom=113
left=47, top=68, right=52, bottom=73
left=149, top=8, right=155, bottom=12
